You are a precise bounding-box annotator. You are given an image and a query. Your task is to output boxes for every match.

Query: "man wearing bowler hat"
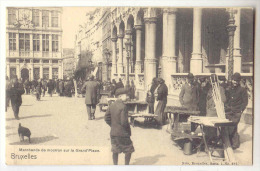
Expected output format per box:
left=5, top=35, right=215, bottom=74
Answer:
left=225, top=72, right=248, bottom=149
left=104, top=87, right=134, bottom=165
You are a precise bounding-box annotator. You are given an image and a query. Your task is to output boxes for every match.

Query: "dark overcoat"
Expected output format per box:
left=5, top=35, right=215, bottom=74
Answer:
left=9, top=81, right=25, bottom=106
left=81, top=80, right=99, bottom=105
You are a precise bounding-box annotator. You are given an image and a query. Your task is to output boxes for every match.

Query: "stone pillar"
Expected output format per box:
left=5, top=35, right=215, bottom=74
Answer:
left=162, top=9, right=177, bottom=85
left=16, top=59, right=20, bottom=79
left=30, top=34, right=33, bottom=57
left=190, top=8, right=203, bottom=73
left=58, top=60, right=62, bottom=79
left=6, top=61, right=10, bottom=78
left=233, top=8, right=242, bottom=73
left=40, top=34, right=43, bottom=51
left=144, top=17, right=157, bottom=89
left=30, top=59, right=34, bottom=81
left=49, top=60, right=52, bottom=79
left=40, top=60, right=43, bottom=79
left=16, top=33, right=19, bottom=52
left=135, top=25, right=142, bottom=74
left=49, top=34, right=52, bottom=57
left=111, top=37, right=117, bottom=78
left=117, top=34, right=124, bottom=75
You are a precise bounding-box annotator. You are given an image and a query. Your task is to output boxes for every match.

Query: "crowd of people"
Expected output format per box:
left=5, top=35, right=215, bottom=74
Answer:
left=5, top=71, right=249, bottom=165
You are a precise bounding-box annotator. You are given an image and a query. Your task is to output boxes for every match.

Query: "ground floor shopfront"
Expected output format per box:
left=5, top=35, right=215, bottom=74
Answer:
left=6, top=58, right=63, bottom=81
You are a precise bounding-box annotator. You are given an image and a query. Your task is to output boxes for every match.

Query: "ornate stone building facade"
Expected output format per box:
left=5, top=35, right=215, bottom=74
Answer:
left=75, top=7, right=253, bottom=111
left=6, top=7, right=63, bottom=81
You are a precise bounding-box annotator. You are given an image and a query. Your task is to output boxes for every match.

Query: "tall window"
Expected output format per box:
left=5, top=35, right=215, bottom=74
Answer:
left=43, top=68, right=49, bottom=79
left=19, top=33, right=30, bottom=51
left=32, top=9, right=39, bottom=26
left=9, top=33, right=16, bottom=51
left=33, top=34, right=40, bottom=51
left=42, top=34, right=49, bottom=52
left=52, top=35, right=59, bottom=52
left=8, top=8, right=16, bottom=25
left=42, top=10, right=49, bottom=27
left=51, top=11, right=58, bottom=27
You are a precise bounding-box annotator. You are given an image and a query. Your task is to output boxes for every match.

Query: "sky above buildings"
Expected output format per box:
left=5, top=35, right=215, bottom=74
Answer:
left=62, top=7, right=97, bottom=49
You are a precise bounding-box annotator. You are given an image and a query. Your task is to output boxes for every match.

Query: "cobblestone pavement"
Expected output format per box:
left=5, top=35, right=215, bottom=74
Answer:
left=5, top=94, right=252, bottom=165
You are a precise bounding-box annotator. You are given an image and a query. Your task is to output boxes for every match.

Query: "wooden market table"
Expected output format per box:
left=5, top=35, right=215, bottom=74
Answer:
left=128, top=113, right=158, bottom=127
left=188, top=116, right=237, bottom=163
left=164, top=106, right=200, bottom=132
left=124, top=100, right=149, bottom=114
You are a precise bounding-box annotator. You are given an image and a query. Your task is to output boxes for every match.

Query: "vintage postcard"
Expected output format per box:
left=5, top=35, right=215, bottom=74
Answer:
left=4, top=6, right=254, bottom=165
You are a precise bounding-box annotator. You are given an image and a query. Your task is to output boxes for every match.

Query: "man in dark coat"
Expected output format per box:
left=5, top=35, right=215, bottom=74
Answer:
left=105, top=88, right=134, bottom=165
left=155, top=78, right=168, bottom=125
left=225, top=72, right=248, bottom=149
left=24, top=79, right=31, bottom=94
left=47, top=79, right=55, bottom=97
left=59, top=79, right=64, bottom=96
left=42, top=79, right=47, bottom=97
left=9, top=76, right=25, bottom=120
left=116, top=78, right=124, bottom=89
left=35, top=79, right=42, bottom=101
left=179, top=73, right=199, bottom=110
left=81, top=75, right=100, bottom=120
left=198, top=77, right=210, bottom=116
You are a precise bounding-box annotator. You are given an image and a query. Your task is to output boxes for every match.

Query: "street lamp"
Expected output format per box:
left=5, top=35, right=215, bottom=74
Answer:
left=125, top=38, right=131, bottom=87
left=104, top=48, right=111, bottom=81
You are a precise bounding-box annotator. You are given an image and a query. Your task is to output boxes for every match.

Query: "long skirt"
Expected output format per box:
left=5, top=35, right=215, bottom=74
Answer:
left=154, top=100, right=167, bottom=125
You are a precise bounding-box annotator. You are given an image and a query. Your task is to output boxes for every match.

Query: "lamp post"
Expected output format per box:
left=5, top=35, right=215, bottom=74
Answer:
left=125, top=38, right=131, bottom=87
left=226, top=8, right=237, bottom=81
left=104, top=48, right=111, bottom=81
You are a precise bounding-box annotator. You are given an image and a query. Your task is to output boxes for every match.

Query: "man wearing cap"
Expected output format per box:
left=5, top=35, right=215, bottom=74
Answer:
left=179, top=73, right=199, bottom=110
left=225, top=72, right=248, bottom=149
left=8, top=75, right=25, bottom=120
left=81, top=75, right=100, bottom=120
left=105, top=88, right=134, bottom=165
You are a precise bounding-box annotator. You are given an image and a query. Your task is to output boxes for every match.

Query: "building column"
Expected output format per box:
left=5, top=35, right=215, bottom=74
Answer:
left=40, top=60, right=43, bottom=79
left=49, top=34, right=52, bottom=57
left=30, top=34, right=33, bottom=57
left=6, top=32, right=9, bottom=52
left=16, top=59, right=20, bottom=79
left=144, top=17, right=157, bottom=90
left=16, top=33, right=19, bottom=52
left=190, top=8, right=203, bottom=73
left=233, top=8, right=242, bottom=73
left=49, top=60, right=53, bottom=79
left=135, top=25, right=142, bottom=74
left=117, top=34, right=124, bottom=75
left=162, top=9, right=177, bottom=85
left=30, top=59, right=34, bottom=81
left=111, top=37, right=117, bottom=79
left=6, top=60, right=10, bottom=78
left=58, top=60, right=62, bottom=79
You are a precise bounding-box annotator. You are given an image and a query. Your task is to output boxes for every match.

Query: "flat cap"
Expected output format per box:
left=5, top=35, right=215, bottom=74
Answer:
left=115, top=87, right=129, bottom=97
left=232, top=72, right=241, bottom=81
left=199, top=77, right=206, bottom=82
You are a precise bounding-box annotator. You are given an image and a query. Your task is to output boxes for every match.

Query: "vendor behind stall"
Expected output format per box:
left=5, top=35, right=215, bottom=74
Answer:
left=225, top=72, right=248, bottom=149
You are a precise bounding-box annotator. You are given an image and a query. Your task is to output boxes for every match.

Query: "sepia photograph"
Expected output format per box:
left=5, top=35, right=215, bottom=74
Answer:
left=3, top=5, right=255, bottom=165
